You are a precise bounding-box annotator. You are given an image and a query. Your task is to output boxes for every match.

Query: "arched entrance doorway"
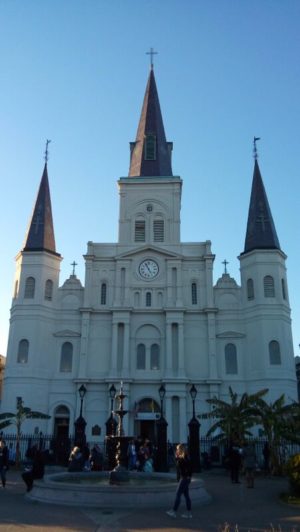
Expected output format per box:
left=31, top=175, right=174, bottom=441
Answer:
left=134, top=398, right=161, bottom=442
left=53, top=405, right=70, bottom=465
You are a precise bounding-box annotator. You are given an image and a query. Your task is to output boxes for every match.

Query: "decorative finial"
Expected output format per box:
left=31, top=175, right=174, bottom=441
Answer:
left=70, top=260, right=78, bottom=276
left=222, top=259, right=229, bottom=274
left=146, top=47, right=158, bottom=69
left=44, top=139, right=51, bottom=163
left=253, top=136, right=261, bottom=160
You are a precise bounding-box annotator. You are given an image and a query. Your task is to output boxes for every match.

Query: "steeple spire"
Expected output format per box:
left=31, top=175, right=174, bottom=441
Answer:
left=129, top=68, right=173, bottom=177
left=243, top=158, right=280, bottom=254
left=23, top=160, right=59, bottom=256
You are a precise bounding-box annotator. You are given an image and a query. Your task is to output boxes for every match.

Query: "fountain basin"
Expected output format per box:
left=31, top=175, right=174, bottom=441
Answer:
left=27, top=470, right=212, bottom=508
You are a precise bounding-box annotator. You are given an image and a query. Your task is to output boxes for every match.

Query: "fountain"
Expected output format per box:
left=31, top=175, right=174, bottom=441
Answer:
left=27, top=381, right=212, bottom=508
left=108, top=381, right=132, bottom=483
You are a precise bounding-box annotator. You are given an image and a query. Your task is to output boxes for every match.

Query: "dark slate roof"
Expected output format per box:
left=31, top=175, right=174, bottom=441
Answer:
left=129, top=67, right=173, bottom=177
left=23, top=163, right=59, bottom=256
left=243, top=159, right=280, bottom=254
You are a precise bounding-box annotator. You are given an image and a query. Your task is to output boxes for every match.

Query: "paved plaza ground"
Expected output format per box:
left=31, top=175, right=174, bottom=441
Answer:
left=1, top=468, right=300, bottom=531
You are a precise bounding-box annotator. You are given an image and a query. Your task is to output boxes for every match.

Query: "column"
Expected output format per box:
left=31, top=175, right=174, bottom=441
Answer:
left=110, top=320, right=118, bottom=377
left=122, top=319, right=130, bottom=377
left=165, top=395, right=172, bottom=441
left=179, top=395, right=187, bottom=443
left=178, top=322, right=185, bottom=377
left=78, top=311, right=90, bottom=378
left=165, top=321, right=172, bottom=377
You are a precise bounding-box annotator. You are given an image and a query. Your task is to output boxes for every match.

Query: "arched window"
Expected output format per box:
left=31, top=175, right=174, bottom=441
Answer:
left=44, top=279, right=53, bottom=301
left=137, top=344, right=146, bottom=370
left=101, top=283, right=107, bottom=305
left=225, top=343, right=238, bottom=374
left=17, top=339, right=29, bottom=364
left=269, top=340, right=281, bottom=365
left=191, top=282, right=197, bottom=304
left=150, top=344, right=160, bottom=370
left=146, top=292, right=152, bottom=307
left=153, top=219, right=164, bottom=242
left=60, top=342, right=73, bottom=372
left=134, top=291, right=140, bottom=307
left=264, top=275, right=275, bottom=297
left=247, top=278, right=254, bottom=300
left=281, top=279, right=286, bottom=300
left=24, top=277, right=35, bottom=299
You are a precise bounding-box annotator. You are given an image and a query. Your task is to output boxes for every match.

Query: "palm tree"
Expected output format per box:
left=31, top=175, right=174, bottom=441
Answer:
left=248, top=394, right=300, bottom=474
left=199, top=387, right=268, bottom=444
left=0, top=398, right=50, bottom=467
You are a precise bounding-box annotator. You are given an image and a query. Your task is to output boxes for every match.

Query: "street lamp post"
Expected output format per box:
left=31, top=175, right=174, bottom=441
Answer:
left=74, top=384, right=87, bottom=448
left=105, top=384, right=118, bottom=470
left=188, top=384, right=201, bottom=473
left=106, top=384, right=117, bottom=436
left=156, top=383, right=168, bottom=472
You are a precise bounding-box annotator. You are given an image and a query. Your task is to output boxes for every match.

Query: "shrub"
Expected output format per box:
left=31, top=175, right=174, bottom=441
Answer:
left=285, top=453, right=300, bottom=496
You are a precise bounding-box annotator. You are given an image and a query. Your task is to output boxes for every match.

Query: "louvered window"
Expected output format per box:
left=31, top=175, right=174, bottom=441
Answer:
left=146, top=292, right=152, bottom=307
left=153, top=220, right=164, bottom=242
left=144, top=134, right=156, bottom=160
left=247, top=278, right=254, bottom=300
left=135, top=220, right=145, bottom=242
left=264, top=275, right=275, bottom=297
left=101, top=283, right=107, bottom=305
left=281, top=279, right=286, bottom=300
left=191, top=283, right=197, bottom=304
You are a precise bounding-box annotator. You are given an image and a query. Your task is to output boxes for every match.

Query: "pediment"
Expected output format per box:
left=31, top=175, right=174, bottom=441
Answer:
left=116, top=245, right=181, bottom=260
left=53, top=329, right=81, bottom=338
left=216, top=331, right=245, bottom=339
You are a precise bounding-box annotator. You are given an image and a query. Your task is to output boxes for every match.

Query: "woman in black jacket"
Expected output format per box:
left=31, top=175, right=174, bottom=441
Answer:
left=166, top=443, right=193, bottom=519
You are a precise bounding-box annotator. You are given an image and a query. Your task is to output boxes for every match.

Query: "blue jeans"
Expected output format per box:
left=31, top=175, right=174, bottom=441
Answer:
left=173, top=477, right=191, bottom=511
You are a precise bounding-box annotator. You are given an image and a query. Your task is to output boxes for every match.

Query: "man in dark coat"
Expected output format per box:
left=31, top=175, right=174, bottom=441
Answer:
left=0, top=440, right=9, bottom=487
left=22, top=446, right=45, bottom=492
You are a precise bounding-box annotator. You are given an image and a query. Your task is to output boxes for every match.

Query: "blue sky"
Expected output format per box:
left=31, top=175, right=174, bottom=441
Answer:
left=0, top=0, right=299, bottom=358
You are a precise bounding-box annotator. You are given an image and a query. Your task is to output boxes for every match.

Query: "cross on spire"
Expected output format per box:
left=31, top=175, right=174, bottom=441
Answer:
left=253, top=136, right=261, bottom=160
left=44, top=139, right=51, bottom=163
left=222, top=259, right=229, bottom=274
left=146, top=47, right=158, bottom=68
left=71, top=261, right=78, bottom=276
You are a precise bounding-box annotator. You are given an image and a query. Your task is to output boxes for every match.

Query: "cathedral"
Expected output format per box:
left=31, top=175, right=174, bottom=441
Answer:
left=1, top=66, right=297, bottom=444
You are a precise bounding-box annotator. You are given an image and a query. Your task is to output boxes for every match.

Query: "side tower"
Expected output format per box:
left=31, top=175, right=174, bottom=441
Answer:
left=2, top=156, right=62, bottom=417
left=239, top=151, right=297, bottom=400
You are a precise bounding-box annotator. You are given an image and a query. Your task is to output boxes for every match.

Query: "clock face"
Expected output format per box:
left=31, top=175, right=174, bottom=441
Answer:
left=139, top=259, right=159, bottom=280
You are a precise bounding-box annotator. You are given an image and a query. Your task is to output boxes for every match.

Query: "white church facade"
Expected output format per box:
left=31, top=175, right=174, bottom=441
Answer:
left=1, top=67, right=297, bottom=443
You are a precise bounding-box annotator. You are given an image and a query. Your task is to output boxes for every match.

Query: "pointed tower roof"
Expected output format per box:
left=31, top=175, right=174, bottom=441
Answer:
left=129, top=67, right=173, bottom=177
left=243, top=159, right=280, bottom=254
left=23, top=163, right=59, bottom=256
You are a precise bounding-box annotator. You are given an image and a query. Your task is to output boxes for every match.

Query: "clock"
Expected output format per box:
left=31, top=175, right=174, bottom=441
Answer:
left=138, top=259, right=159, bottom=280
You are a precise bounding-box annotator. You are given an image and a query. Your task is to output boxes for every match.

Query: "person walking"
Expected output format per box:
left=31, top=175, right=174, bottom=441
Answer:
left=229, top=441, right=242, bottom=484
left=0, top=440, right=9, bottom=488
left=22, top=446, right=45, bottom=492
left=166, top=443, right=193, bottom=519
left=243, top=441, right=256, bottom=488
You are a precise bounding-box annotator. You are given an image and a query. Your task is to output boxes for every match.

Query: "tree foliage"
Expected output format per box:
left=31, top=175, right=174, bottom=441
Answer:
left=0, top=398, right=50, bottom=467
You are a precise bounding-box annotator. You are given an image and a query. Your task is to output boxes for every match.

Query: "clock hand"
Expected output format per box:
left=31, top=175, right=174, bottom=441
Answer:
left=145, top=263, right=151, bottom=273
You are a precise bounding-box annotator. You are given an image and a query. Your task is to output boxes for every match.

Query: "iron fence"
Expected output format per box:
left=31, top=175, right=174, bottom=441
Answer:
left=0, top=432, right=299, bottom=469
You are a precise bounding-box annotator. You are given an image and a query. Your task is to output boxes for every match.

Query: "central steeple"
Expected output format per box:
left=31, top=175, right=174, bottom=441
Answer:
left=129, top=67, right=173, bottom=177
